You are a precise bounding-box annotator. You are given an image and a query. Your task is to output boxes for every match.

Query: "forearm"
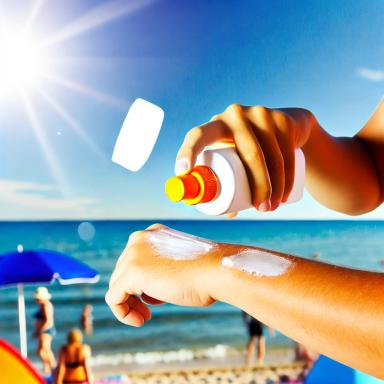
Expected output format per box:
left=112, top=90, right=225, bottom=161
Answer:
left=211, top=244, right=384, bottom=378
left=302, top=119, right=381, bottom=214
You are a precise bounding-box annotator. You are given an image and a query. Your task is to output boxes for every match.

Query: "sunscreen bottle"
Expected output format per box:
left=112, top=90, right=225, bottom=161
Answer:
left=165, top=147, right=305, bottom=216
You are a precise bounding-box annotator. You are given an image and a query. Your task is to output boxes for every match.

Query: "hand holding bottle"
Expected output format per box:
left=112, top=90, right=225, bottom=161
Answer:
left=175, top=105, right=315, bottom=211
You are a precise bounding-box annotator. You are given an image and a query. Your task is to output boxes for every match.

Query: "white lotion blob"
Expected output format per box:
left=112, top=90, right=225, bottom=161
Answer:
left=145, top=229, right=214, bottom=261
left=222, top=249, right=291, bottom=277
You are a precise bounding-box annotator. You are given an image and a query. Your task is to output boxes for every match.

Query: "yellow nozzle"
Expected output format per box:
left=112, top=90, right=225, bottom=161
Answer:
left=165, top=166, right=219, bottom=206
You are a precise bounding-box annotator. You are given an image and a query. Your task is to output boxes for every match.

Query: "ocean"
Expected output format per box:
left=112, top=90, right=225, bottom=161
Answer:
left=0, top=220, right=383, bottom=366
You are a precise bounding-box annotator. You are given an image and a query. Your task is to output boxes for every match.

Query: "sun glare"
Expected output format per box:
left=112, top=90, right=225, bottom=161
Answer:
left=1, top=0, right=153, bottom=197
left=0, top=31, right=46, bottom=96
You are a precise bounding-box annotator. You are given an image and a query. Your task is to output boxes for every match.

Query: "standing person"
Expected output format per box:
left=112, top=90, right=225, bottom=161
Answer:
left=33, top=286, right=56, bottom=375
left=242, top=311, right=265, bottom=366
left=55, top=328, right=93, bottom=384
left=80, top=304, right=93, bottom=335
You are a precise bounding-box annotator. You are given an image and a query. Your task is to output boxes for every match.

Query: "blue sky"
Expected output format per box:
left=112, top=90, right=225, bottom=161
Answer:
left=0, top=0, right=383, bottom=220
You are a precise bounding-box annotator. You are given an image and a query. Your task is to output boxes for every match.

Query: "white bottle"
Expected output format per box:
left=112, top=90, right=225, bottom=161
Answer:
left=165, top=146, right=305, bottom=216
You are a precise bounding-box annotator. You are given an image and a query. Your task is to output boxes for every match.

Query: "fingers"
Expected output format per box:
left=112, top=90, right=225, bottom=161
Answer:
left=247, top=106, right=285, bottom=210
left=176, top=103, right=295, bottom=211
left=226, top=211, right=238, bottom=219
left=106, top=276, right=151, bottom=327
left=221, top=104, right=271, bottom=208
left=175, top=120, right=230, bottom=175
left=141, top=293, right=165, bottom=305
left=271, top=111, right=295, bottom=202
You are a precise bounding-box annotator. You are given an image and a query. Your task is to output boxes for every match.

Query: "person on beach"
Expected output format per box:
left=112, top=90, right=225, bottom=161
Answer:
left=106, top=99, right=384, bottom=378
left=80, top=304, right=93, bottom=335
left=242, top=311, right=266, bottom=366
left=33, top=286, right=56, bottom=375
left=55, top=328, right=93, bottom=384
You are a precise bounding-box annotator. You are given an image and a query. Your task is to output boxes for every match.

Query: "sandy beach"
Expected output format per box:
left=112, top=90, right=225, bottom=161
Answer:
left=92, top=347, right=308, bottom=383
left=124, top=363, right=306, bottom=384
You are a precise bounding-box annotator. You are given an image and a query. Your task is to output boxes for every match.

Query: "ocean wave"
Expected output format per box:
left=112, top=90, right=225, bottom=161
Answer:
left=91, top=344, right=237, bottom=366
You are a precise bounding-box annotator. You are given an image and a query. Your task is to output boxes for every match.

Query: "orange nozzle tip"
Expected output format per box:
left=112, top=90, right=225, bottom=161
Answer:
left=165, top=176, right=185, bottom=202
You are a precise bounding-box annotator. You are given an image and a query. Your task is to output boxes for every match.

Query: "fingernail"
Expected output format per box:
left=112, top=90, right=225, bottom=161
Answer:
left=258, top=200, right=271, bottom=212
left=175, top=158, right=190, bottom=175
left=270, top=201, right=280, bottom=211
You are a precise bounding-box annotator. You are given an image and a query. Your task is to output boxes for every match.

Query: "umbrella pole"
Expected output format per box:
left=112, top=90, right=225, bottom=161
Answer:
left=17, top=283, right=27, bottom=358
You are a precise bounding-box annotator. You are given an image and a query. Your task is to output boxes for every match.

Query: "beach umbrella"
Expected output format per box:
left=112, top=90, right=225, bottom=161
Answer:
left=0, top=249, right=100, bottom=358
left=305, top=355, right=384, bottom=384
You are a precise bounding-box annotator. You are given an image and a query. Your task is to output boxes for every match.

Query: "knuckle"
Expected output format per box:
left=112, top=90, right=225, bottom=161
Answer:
left=186, top=126, right=203, bottom=140
left=252, top=105, right=268, bottom=116
left=273, top=111, right=292, bottom=132
left=210, top=114, right=220, bottom=121
left=146, top=223, right=166, bottom=231
left=225, top=103, right=244, bottom=115
left=128, top=230, right=145, bottom=244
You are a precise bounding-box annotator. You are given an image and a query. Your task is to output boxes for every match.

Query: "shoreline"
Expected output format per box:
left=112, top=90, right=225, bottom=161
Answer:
left=91, top=346, right=299, bottom=378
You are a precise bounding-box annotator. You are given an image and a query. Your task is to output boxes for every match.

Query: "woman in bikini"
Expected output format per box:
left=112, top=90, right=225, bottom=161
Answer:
left=55, top=328, right=93, bottom=384
left=33, top=286, right=56, bottom=375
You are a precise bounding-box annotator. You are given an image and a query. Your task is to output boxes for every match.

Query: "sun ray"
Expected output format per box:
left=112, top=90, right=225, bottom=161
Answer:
left=21, top=90, right=70, bottom=197
left=23, top=0, right=45, bottom=32
left=42, top=72, right=127, bottom=110
left=42, top=0, right=156, bottom=48
left=37, top=88, right=106, bottom=159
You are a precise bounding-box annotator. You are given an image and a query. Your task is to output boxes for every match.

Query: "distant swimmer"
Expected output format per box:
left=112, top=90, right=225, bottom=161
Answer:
left=80, top=304, right=93, bottom=335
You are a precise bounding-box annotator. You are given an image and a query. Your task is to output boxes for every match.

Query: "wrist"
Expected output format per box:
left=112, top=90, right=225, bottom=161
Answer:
left=299, top=109, right=320, bottom=148
left=205, top=244, right=245, bottom=304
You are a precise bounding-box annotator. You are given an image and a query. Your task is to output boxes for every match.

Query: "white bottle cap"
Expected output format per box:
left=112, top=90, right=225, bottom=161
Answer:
left=112, top=98, right=164, bottom=172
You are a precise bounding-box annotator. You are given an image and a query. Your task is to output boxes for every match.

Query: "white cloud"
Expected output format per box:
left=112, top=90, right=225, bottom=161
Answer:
left=356, top=67, right=384, bottom=82
left=0, top=179, right=100, bottom=219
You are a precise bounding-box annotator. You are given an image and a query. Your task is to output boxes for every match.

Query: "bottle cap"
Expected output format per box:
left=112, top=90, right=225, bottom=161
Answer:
left=165, top=166, right=219, bottom=205
left=165, top=174, right=200, bottom=202
left=112, top=98, right=164, bottom=172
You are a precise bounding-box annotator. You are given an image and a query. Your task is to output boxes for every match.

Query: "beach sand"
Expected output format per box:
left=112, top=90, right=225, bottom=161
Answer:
left=93, top=347, right=308, bottom=383
left=124, top=362, right=306, bottom=383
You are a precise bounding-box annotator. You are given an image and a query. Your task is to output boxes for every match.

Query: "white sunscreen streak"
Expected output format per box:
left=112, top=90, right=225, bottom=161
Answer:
left=222, top=249, right=291, bottom=277
left=146, top=229, right=213, bottom=261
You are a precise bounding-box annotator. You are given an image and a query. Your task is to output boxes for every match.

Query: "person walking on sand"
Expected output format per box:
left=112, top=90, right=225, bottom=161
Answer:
left=33, top=286, right=56, bottom=375
left=55, top=328, right=93, bottom=384
left=80, top=304, right=93, bottom=335
left=242, top=311, right=266, bottom=366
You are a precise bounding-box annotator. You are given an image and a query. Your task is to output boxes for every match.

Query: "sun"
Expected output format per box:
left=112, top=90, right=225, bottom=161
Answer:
left=0, top=0, right=152, bottom=197
left=0, top=31, right=47, bottom=97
